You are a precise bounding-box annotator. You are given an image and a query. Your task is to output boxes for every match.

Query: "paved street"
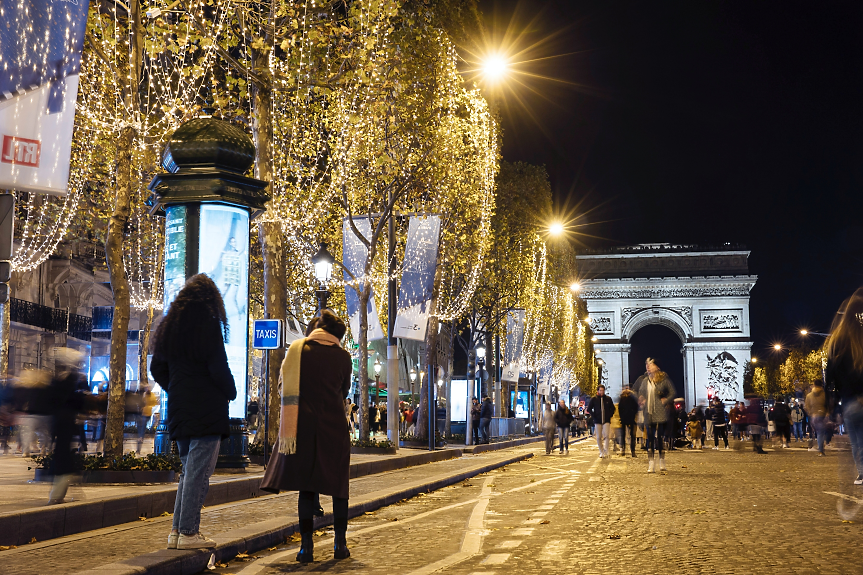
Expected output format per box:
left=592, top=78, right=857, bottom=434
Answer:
left=203, top=438, right=863, bottom=575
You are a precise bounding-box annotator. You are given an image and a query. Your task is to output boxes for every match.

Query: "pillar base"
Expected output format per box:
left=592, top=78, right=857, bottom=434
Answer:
left=217, top=418, right=250, bottom=468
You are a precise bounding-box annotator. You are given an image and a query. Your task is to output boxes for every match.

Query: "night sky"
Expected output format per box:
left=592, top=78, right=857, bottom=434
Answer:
left=476, top=1, right=863, bottom=357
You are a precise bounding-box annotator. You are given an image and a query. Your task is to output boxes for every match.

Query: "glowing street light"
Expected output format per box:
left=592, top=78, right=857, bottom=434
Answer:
left=773, top=344, right=782, bottom=351
left=751, top=357, right=758, bottom=364
left=548, top=221, right=564, bottom=236
left=482, top=54, right=508, bottom=83
left=569, top=281, right=581, bottom=292
left=591, top=336, right=598, bottom=342
left=800, top=329, right=808, bottom=336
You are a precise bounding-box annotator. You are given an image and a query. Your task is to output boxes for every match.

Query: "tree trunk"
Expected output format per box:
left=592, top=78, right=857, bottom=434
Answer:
left=138, top=238, right=163, bottom=390
left=252, top=78, right=285, bottom=447
left=357, top=282, right=371, bottom=440
left=104, top=125, right=135, bottom=458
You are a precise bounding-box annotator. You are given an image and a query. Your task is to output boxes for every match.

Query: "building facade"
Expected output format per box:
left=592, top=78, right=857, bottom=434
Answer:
left=576, top=244, right=756, bottom=409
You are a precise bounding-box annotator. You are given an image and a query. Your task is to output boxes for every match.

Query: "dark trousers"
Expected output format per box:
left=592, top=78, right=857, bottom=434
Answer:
left=299, top=490, right=348, bottom=521
left=480, top=418, right=491, bottom=443
left=647, top=422, right=666, bottom=457
left=776, top=425, right=791, bottom=443
left=714, top=424, right=728, bottom=447
left=472, top=420, right=480, bottom=444
left=619, top=424, right=637, bottom=454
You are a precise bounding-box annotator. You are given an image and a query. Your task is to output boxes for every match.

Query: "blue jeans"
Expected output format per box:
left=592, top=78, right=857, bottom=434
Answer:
left=173, top=435, right=221, bottom=535
left=812, top=417, right=827, bottom=454
left=793, top=421, right=803, bottom=440
left=479, top=418, right=491, bottom=443
left=843, top=400, right=863, bottom=478
left=558, top=426, right=570, bottom=452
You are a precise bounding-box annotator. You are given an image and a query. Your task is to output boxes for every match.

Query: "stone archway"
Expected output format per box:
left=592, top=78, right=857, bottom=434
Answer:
left=577, top=245, right=755, bottom=409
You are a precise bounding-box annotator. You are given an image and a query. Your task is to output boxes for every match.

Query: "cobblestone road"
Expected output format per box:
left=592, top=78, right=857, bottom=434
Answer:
left=0, top=450, right=521, bottom=575
left=208, top=439, right=863, bottom=575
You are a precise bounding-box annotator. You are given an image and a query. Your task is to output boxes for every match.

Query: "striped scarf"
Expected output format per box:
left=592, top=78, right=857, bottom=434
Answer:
left=277, top=329, right=341, bottom=455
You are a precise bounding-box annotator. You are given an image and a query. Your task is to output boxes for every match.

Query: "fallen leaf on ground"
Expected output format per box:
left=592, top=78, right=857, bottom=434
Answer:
left=608, top=534, right=621, bottom=540
left=461, top=483, right=473, bottom=487
left=680, top=465, right=687, bottom=469
left=160, top=511, right=172, bottom=517
left=138, top=516, right=148, bottom=521
left=841, top=520, right=854, bottom=524
left=391, top=518, right=398, bottom=521
left=266, top=546, right=277, bottom=551
left=236, top=553, right=249, bottom=559
left=693, top=510, right=706, bottom=514
left=0, top=546, right=17, bottom=551
left=539, top=520, right=550, bottom=525
left=29, top=537, right=37, bottom=544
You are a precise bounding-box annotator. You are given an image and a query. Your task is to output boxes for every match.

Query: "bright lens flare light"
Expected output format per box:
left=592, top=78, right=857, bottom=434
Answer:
left=549, top=222, right=564, bottom=236
left=570, top=281, right=581, bottom=292
left=482, top=54, right=508, bottom=82
left=800, top=329, right=809, bottom=335
left=773, top=344, right=782, bottom=351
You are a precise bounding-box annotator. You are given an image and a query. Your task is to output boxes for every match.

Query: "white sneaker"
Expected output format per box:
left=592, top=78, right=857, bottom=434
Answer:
left=648, top=459, right=655, bottom=473
left=854, top=476, right=863, bottom=485
left=712, top=446, right=719, bottom=450
left=659, top=458, right=667, bottom=472
left=167, top=531, right=179, bottom=549
left=725, top=447, right=731, bottom=450
left=177, top=533, right=216, bottom=550
left=808, top=447, right=818, bottom=452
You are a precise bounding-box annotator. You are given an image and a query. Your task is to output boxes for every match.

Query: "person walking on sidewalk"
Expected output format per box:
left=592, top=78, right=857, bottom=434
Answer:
left=261, top=309, right=353, bottom=562
left=554, top=399, right=574, bottom=453
left=588, top=385, right=615, bottom=458
left=541, top=402, right=556, bottom=454
left=637, top=357, right=676, bottom=473
left=150, top=274, right=237, bottom=551
left=469, top=398, right=481, bottom=445
left=825, top=287, right=863, bottom=485
left=730, top=402, right=743, bottom=440
left=618, top=387, right=639, bottom=457
left=711, top=398, right=729, bottom=449
left=479, top=396, right=494, bottom=444
left=805, top=381, right=829, bottom=455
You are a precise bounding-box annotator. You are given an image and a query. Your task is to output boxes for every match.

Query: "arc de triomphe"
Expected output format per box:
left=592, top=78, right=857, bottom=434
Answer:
left=576, top=245, right=757, bottom=409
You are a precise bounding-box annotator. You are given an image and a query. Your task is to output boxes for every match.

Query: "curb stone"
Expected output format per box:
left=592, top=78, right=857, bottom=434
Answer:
left=0, top=448, right=462, bottom=547
left=74, top=451, right=534, bottom=575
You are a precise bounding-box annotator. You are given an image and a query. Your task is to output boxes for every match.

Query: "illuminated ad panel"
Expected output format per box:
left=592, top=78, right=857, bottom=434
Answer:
left=198, top=204, right=249, bottom=419
left=163, top=205, right=187, bottom=310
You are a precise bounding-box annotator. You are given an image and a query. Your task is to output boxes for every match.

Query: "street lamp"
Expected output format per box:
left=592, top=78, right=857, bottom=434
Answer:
left=591, top=336, right=598, bottom=342
left=476, top=345, right=486, bottom=398
left=773, top=344, right=782, bottom=351
left=548, top=222, right=564, bottom=236
left=482, top=54, right=508, bottom=83
left=569, top=281, right=581, bottom=292
left=410, top=368, right=417, bottom=405
left=373, top=357, right=382, bottom=407
left=311, top=242, right=335, bottom=311
left=751, top=357, right=758, bottom=364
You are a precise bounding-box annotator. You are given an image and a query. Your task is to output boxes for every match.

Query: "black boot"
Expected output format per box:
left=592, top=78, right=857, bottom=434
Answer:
left=333, top=517, right=350, bottom=560
left=296, top=519, right=314, bottom=563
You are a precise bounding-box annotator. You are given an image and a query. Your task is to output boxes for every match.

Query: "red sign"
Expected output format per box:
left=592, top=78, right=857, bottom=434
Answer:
left=1, top=135, right=41, bottom=167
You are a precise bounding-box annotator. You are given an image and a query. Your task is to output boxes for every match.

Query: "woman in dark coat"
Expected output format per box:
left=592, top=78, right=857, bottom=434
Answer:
left=261, top=309, right=352, bottom=563
left=150, top=274, right=236, bottom=551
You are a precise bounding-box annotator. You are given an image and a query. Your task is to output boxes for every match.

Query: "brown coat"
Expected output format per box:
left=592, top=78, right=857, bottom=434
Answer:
left=261, top=341, right=353, bottom=498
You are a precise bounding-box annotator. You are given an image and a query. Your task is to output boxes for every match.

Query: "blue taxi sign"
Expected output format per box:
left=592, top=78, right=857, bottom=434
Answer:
left=252, top=319, right=283, bottom=349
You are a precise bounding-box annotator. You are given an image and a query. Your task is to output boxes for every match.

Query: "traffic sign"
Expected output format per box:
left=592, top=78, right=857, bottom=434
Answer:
left=252, top=319, right=283, bottom=349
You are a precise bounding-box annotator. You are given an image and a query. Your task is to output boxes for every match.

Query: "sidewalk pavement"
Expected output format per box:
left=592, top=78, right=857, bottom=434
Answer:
left=0, top=447, right=537, bottom=575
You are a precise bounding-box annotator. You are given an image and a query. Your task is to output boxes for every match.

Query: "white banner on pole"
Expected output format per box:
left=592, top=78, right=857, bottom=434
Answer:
left=0, top=0, right=90, bottom=195
left=342, top=218, right=385, bottom=341
left=394, top=216, right=440, bottom=341
left=500, top=309, right=525, bottom=382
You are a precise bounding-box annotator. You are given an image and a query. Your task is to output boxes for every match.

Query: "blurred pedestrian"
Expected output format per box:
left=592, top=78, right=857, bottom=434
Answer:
left=541, top=402, right=555, bottom=455
left=151, top=274, right=237, bottom=550
left=746, top=397, right=768, bottom=454
left=805, top=381, right=829, bottom=456
left=791, top=401, right=805, bottom=442
left=554, top=399, right=574, bottom=454
left=704, top=402, right=714, bottom=441
left=261, top=309, right=353, bottom=562
left=773, top=399, right=791, bottom=448
left=618, top=387, right=639, bottom=457
left=825, top=287, right=863, bottom=485
left=15, top=368, right=52, bottom=457
left=687, top=409, right=704, bottom=449
left=480, top=396, right=494, bottom=444
left=637, top=357, right=676, bottom=473
left=470, top=398, right=481, bottom=444
left=711, top=398, right=729, bottom=449
left=730, top=402, right=743, bottom=440
left=588, top=385, right=614, bottom=458
left=47, top=348, right=90, bottom=504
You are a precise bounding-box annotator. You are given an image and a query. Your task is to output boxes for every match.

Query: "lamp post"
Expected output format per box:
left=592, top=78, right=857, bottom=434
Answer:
left=410, top=368, right=417, bottom=407
left=311, top=242, right=334, bottom=311
left=373, top=357, right=382, bottom=409
left=476, top=345, right=486, bottom=400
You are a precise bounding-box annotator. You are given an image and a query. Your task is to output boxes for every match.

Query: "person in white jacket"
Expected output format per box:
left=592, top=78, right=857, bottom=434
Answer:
left=541, top=402, right=556, bottom=455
